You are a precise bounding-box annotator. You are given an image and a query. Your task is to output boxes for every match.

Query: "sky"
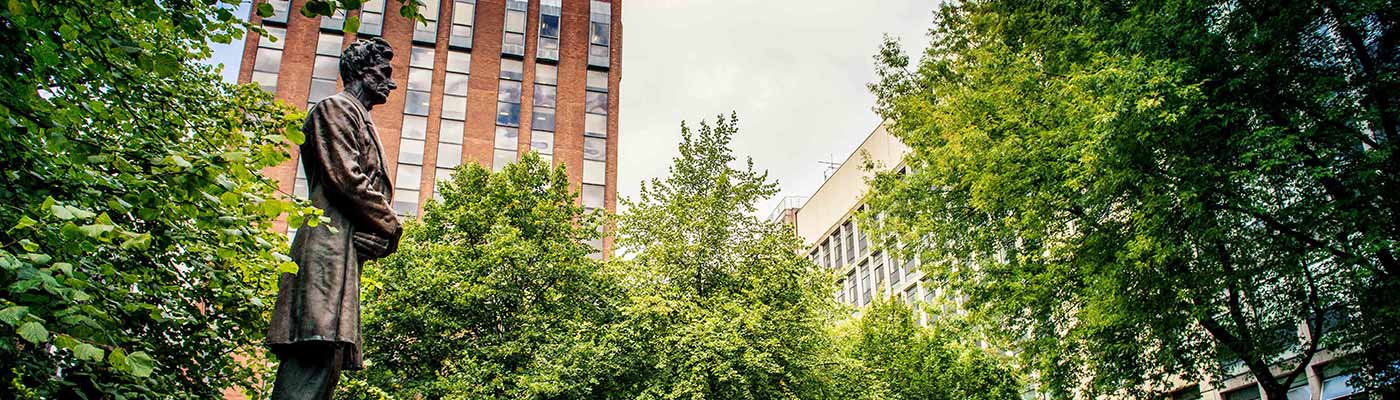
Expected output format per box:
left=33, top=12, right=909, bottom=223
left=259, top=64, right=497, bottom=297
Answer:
left=207, top=0, right=938, bottom=218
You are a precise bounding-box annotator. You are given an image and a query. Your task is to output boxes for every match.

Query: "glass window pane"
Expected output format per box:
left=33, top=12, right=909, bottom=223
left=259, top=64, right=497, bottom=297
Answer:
left=434, top=168, right=453, bottom=196
left=590, top=21, right=610, bottom=45
left=540, top=14, right=560, bottom=37
left=264, top=0, right=290, bottom=23
left=503, top=32, right=525, bottom=55
left=583, top=184, right=604, bottom=209
left=454, top=2, right=475, bottom=25
left=533, top=85, right=556, bottom=108
left=497, top=80, right=521, bottom=103
left=536, top=64, right=557, bottom=85
left=260, top=27, right=286, bottom=49
left=395, top=164, right=422, bottom=190
left=441, top=95, right=466, bottom=120
left=404, top=91, right=431, bottom=116
left=436, top=143, right=462, bottom=168
left=317, top=33, right=342, bottom=56
left=451, top=25, right=473, bottom=48
left=532, top=108, right=555, bottom=131
left=493, top=149, right=515, bottom=171
left=500, top=59, right=523, bottom=80
left=398, top=138, right=424, bottom=165
left=312, top=55, right=339, bottom=79
left=537, top=37, right=559, bottom=60
left=414, top=21, right=439, bottom=43
left=583, top=160, right=605, bottom=184
left=363, top=0, right=385, bottom=12
left=495, top=127, right=519, bottom=150
left=308, top=79, right=337, bottom=103
left=411, top=47, right=435, bottom=69
left=531, top=131, right=553, bottom=153
left=445, top=73, right=469, bottom=96
left=505, top=10, right=526, bottom=33
left=589, top=44, right=609, bottom=66
left=446, top=52, right=471, bottom=73
left=496, top=102, right=520, bottom=126
left=401, top=116, right=428, bottom=139
left=255, top=48, right=282, bottom=73
left=408, top=68, right=433, bottom=91
left=393, top=189, right=420, bottom=215
left=586, top=91, right=608, bottom=114
left=439, top=119, right=464, bottom=143
left=585, top=113, right=607, bottom=135
left=587, top=70, right=608, bottom=91
left=251, top=71, right=279, bottom=92
left=584, top=137, right=606, bottom=161
left=359, top=11, right=383, bottom=35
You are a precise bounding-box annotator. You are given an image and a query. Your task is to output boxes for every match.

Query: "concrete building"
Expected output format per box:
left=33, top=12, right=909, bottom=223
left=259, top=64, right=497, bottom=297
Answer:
left=238, top=0, right=621, bottom=257
left=781, top=122, right=1368, bottom=400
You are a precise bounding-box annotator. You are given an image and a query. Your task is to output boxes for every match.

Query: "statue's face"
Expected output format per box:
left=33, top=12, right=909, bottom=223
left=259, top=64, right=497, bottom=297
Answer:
left=359, top=60, right=396, bottom=106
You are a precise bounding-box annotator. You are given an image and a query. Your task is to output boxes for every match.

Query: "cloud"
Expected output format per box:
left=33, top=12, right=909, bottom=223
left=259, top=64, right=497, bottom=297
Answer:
left=618, top=0, right=936, bottom=217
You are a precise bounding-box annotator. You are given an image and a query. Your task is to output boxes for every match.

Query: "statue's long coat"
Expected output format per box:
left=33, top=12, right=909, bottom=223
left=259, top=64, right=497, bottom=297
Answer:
left=267, top=92, right=400, bottom=370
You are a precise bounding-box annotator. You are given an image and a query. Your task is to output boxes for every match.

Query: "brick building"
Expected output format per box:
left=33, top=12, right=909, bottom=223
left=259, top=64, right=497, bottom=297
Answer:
left=238, top=0, right=622, bottom=257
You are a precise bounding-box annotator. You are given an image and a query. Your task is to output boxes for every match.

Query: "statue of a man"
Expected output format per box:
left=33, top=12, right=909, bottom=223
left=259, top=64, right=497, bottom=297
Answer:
left=267, top=37, right=402, bottom=400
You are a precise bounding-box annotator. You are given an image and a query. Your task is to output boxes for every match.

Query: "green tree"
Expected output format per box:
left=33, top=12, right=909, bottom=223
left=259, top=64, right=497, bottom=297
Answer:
left=864, top=0, right=1399, bottom=398
left=346, top=153, right=623, bottom=399
left=612, top=114, right=866, bottom=400
left=0, top=1, right=422, bottom=397
left=841, top=296, right=1022, bottom=400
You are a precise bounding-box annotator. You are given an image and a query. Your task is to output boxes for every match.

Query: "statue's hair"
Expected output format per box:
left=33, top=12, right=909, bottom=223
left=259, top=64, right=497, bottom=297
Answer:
left=339, top=37, right=394, bottom=83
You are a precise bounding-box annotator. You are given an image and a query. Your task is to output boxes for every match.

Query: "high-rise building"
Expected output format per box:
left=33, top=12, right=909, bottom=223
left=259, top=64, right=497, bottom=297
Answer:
left=237, top=0, right=621, bottom=258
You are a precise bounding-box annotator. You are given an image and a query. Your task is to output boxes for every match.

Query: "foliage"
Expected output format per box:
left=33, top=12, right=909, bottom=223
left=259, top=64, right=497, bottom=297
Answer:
left=863, top=0, right=1399, bottom=398
left=612, top=114, right=867, bottom=400
left=0, top=0, right=329, bottom=397
left=345, top=153, right=623, bottom=399
left=840, top=296, right=1022, bottom=400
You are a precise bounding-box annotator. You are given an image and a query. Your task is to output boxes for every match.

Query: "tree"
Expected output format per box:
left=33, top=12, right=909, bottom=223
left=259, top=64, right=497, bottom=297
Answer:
left=840, top=295, right=1023, bottom=400
left=612, top=114, right=866, bottom=400
left=345, top=153, right=624, bottom=399
left=864, top=0, right=1399, bottom=398
left=0, top=1, right=422, bottom=397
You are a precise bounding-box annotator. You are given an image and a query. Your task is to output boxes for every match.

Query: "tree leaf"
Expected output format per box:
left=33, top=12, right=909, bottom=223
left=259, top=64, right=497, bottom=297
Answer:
left=10, top=215, right=37, bottom=232
left=126, top=351, right=155, bottom=377
left=342, top=15, right=360, bottom=34
left=18, top=321, right=49, bottom=344
left=0, top=306, right=28, bottom=326
left=74, top=343, right=105, bottom=362
left=256, top=1, right=274, bottom=17
left=277, top=261, right=299, bottom=275
left=285, top=127, right=305, bottom=145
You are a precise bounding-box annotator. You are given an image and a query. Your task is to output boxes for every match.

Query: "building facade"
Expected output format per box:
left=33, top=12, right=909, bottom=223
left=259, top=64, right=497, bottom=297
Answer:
left=785, top=122, right=1366, bottom=400
left=238, top=0, right=621, bottom=257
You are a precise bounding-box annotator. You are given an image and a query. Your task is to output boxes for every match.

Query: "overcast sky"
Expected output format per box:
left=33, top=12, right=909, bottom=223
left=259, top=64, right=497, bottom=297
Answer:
left=209, top=0, right=937, bottom=218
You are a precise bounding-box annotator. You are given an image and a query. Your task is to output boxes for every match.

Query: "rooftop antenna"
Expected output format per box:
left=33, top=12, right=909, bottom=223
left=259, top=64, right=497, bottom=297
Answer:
left=818, top=154, right=840, bottom=180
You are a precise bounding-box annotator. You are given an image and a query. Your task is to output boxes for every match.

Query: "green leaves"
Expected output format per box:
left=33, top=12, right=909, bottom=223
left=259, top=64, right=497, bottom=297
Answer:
left=0, top=306, right=28, bottom=325
left=17, top=321, right=49, bottom=344
left=126, top=351, right=155, bottom=378
left=343, top=15, right=360, bottom=33
left=256, top=1, right=274, bottom=17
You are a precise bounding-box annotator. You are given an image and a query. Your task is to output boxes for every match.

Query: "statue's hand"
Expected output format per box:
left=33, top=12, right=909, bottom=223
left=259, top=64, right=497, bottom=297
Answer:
left=354, top=232, right=393, bottom=261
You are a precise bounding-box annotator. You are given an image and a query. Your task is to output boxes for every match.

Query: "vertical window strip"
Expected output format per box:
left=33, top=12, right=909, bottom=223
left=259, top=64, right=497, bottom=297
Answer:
left=537, top=0, right=562, bottom=60
left=358, top=0, right=386, bottom=36
left=450, top=0, right=476, bottom=48
left=307, top=33, right=344, bottom=109
left=413, top=0, right=441, bottom=43
left=502, top=0, right=528, bottom=56
left=588, top=0, right=611, bottom=67
left=394, top=47, right=436, bottom=216
left=251, top=26, right=284, bottom=92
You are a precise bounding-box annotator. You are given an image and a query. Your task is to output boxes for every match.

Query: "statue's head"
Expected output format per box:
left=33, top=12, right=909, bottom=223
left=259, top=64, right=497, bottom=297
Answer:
left=340, top=37, right=396, bottom=107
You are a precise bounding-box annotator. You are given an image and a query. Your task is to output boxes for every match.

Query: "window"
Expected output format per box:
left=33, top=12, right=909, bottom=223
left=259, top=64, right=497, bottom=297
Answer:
left=583, top=160, right=605, bottom=185
left=493, top=127, right=518, bottom=171
left=873, top=258, right=885, bottom=288
left=414, top=0, right=441, bottom=43
left=450, top=0, right=475, bottom=48
left=251, top=26, right=284, bottom=92
left=531, top=131, right=554, bottom=155
left=393, top=165, right=421, bottom=216
left=536, top=64, right=557, bottom=85
left=533, top=85, right=557, bottom=108
left=500, top=59, right=524, bottom=81
left=831, top=230, right=844, bottom=267
left=532, top=65, right=557, bottom=145
left=1321, top=365, right=1361, bottom=400
left=261, top=0, right=290, bottom=24
left=859, top=261, right=871, bottom=306
left=585, top=91, right=608, bottom=114
left=583, top=184, right=605, bottom=209
left=584, top=137, right=606, bottom=161
left=820, top=239, right=831, bottom=269
left=585, top=113, right=607, bottom=137
left=884, top=252, right=899, bottom=285
left=402, top=47, right=435, bottom=116
left=502, top=0, right=527, bottom=56
left=292, top=157, right=308, bottom=199
left=437, top=51, right=469, bottom=183
left=308, top=33, right=343, bottom=107
left=320, top=6, right=348, bottom=30
left=1223, top=385, right=1261, bottom=400
left=437, top=120, right=464, bottom=169
left=1168, top=386, right=1202, bottom=400
left=586, top=70, right=608, bottom=91
left=532, top=108, right=555, bottom=132
left=358, top=0, right=385, bottom=36
left=537, top=0, right=561, bottom=60
left=843, top=221, right=856, bottom=263
left=588, top=0, right=611, bottom=67
left=846, top=271, right=857, bottom=306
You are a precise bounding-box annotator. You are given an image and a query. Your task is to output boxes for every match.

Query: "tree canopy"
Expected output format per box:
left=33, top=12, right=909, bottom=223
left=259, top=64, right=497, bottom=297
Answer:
left=864, top=0, right=1399, bottom=398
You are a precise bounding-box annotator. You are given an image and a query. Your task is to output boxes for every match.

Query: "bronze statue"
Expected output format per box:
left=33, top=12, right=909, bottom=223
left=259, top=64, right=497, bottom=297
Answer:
left=267, top=37, right=402, bottom=400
